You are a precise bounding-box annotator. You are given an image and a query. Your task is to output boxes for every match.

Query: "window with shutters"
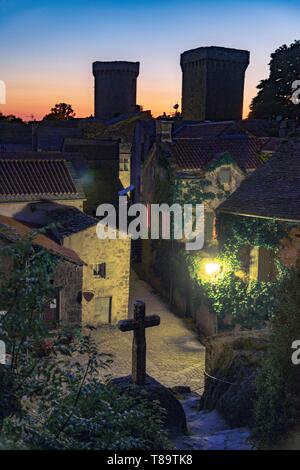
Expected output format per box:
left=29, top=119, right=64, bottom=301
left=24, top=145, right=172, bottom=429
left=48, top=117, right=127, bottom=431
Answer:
left=258, top=247, right=277, bottom=281
left=92, top=263, right=106, bottom=279
left=248, top=246, right=277, bottom=282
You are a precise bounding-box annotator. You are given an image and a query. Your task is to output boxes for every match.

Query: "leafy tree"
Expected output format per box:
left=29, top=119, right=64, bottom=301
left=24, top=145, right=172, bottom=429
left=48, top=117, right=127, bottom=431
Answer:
left=43, top=102, right=75, bottom=121
left=0, top=113, right=23, bottom=123
left=0, top=229, right=171, bottom=450
left=250, top=40, right=300, bottom=119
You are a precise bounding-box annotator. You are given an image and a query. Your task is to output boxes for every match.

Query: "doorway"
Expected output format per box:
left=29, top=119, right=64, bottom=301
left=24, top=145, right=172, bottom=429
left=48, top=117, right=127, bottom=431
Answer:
left=44, top=295, right=60, bottom=326
left=95, top=297, right=112, bottom=323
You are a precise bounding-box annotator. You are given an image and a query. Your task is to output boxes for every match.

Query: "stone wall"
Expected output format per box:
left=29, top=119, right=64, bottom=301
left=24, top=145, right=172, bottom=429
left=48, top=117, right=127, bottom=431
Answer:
left=53, top=261, right=82, bottom=324
left=93, top=61, right=140, bottom=120
left=0, top=239, right=83, bottom=325
left=63, top=225, right=131, bottom=324
left=192, top=300, right=217, bottom=336
left=0, top=200, right=84, bottom=224
left=180, top=46, right=249, bottom=121
left=278, top=226, right=300, bottom=268
left=139, top=146, right=247, bottom=330
left=203, top=329, right=269, bottom=373
left=200, top=330, right=270, bottom=427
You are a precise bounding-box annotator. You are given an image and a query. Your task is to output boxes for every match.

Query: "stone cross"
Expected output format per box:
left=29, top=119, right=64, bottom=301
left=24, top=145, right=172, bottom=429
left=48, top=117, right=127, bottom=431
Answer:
left=118, top=300, right=160, bottom=385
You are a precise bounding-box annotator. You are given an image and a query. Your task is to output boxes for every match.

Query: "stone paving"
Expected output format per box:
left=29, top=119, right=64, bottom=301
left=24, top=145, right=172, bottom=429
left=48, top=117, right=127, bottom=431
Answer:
left=174, top=393, right=252, bottom=450
left=93, top=271, right=205, bottom=392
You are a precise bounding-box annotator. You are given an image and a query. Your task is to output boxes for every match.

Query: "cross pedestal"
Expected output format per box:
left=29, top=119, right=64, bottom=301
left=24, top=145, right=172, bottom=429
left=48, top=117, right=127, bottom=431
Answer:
left=118, top=300, right=160, bottom=385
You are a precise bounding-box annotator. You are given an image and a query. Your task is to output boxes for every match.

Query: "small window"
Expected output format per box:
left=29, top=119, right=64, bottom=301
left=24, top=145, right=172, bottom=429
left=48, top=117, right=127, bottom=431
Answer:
left=120, top=157, right=129, bottom=171
left=93, top=263, right=106, bottom=278
left=218, top=168, right=231, bottom=185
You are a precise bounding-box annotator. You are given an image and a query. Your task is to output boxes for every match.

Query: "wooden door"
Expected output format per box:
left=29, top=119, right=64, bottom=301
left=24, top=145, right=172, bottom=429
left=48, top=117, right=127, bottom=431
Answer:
left=95, top=297, right=112, bottom=323
left=44, top=295, right=59, bottom=325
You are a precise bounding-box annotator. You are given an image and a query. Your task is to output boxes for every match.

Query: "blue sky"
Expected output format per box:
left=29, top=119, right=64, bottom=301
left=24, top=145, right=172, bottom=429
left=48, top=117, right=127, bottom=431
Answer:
left=0, top=0, right=299, bottom=119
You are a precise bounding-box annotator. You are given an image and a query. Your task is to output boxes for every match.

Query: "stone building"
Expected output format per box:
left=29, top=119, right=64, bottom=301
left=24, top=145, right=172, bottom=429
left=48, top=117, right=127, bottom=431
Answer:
left=93, top=61, right=140, bottom=121
left=33, top=120, right=83, bottom=151
left=0, top=152, right=85, bottom=222
left=0, top=152, right=131, bottom=324
left=138, top=120, right=281, bottom=329
left=132, top=119, right=156, bottom=203
left=141, top=120, right=280, bottom=251
left=217, top=143, right=300, bottom=276
left=63, top=138, right=130, bottom=213
left=0, top=214, right=83, bottom=325
left=180, top=46, right=250, bottom=121
left=0, top=121, right=32, bottom=151
left=45, top=206, right=131, bottom=324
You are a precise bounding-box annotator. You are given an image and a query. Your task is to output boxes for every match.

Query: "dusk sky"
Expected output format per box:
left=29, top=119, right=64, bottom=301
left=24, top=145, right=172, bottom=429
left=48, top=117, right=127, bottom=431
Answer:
left=1, top=0, right=299, bottom=121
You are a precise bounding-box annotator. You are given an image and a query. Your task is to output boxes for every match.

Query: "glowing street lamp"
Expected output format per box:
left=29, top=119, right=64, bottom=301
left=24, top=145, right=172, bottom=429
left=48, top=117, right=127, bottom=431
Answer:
left=204, top=261, right=221, bottom=277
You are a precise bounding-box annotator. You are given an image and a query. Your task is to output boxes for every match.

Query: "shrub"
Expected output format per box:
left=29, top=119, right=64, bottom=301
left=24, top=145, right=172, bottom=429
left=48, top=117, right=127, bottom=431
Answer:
left=0, top=231, right=171, bottom=450
left=2, top=380, right=171, bottom=450
left=253, top=267, right=300, bottom=446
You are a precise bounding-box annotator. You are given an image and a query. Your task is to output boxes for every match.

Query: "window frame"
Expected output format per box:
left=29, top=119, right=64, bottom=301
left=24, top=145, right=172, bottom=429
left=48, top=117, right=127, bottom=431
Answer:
left=92, top=262, right=107, bottom=279
left=218, top=167, right=232, bottom=185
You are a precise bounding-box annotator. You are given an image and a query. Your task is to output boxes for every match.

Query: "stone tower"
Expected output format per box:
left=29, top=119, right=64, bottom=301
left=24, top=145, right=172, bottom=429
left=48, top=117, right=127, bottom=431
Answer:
left=180, top=46, right=250, bottom=121
left=93, top=61, right=140, bottom=120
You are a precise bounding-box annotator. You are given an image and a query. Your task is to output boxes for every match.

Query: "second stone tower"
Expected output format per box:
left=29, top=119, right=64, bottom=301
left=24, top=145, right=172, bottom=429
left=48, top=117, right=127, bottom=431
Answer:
left=180, top=46, right=249, bottom=121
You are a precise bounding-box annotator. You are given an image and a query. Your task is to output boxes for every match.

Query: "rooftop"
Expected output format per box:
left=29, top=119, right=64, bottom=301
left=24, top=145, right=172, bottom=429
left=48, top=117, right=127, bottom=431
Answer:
left=173, top=121, right=250, bottom=139
left=237, top=119, right=280, bottom=138
left=180, top=46, right=250, bottom=66
left=217, top=143, right=300, bottom=221
left=63, top=138, right=119, bottom=160
left=33, top=121, right=84, bottom=151
left=164, top=137, right=280, bottom=172
left=0, top=214, right=83, bottom=265
left=0, top=152, right=84, bottom=202
left=45, top=206, right=98, bottom=239
left=0, top=122, right=32, bottom=145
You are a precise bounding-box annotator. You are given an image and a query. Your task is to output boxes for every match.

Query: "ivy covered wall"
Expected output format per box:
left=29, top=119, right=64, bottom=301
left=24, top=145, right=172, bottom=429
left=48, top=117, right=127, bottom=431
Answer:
left=181, top=213, right=295, bottom=330
left=142, top=144, right=298, bottom=331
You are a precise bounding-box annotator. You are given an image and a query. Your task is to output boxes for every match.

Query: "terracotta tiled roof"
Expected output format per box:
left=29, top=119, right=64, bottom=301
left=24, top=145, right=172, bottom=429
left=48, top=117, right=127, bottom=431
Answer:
left=237, top=119, right=280, bottom=137
left=165, top=137, right=271, bottom=171
left=0, top=151, right=77, bottom=160
left=217, top=144, right=300, bottom=221
left=0, top=154, right=84, bottom=201
left=259, top=137, right=282, bottom=152
left=173, top=121, right=250, bottom=139
left=45, top=207, right=98, bottom=238
left=0, top=215, right=83, bottom=265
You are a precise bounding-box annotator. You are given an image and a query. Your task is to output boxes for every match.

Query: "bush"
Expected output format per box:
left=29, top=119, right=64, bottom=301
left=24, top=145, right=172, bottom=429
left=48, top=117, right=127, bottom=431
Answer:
left=0, top=231, right=171, bottom=450
left=253, top=267, right=300, bottom=446
left=2, top=380, right=171, bottom=450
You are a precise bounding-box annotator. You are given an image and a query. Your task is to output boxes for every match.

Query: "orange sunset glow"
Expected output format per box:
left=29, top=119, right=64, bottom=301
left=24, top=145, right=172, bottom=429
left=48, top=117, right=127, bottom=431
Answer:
left=1, top=1, right=299, bottom=121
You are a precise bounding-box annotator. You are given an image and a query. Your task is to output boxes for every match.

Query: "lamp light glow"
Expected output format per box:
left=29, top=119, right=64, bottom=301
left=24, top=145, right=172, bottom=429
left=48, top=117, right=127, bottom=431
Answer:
left=205, top=262, right=221, bottom=276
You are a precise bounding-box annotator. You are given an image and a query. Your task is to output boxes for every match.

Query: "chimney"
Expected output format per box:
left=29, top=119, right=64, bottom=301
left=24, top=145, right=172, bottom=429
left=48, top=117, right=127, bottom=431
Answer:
left=156, top=120, right=173, bottom=143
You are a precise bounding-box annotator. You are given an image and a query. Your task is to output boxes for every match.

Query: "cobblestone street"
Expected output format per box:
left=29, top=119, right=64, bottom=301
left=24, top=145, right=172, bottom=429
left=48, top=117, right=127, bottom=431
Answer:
left=94, top=271, right=205, bottom=392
